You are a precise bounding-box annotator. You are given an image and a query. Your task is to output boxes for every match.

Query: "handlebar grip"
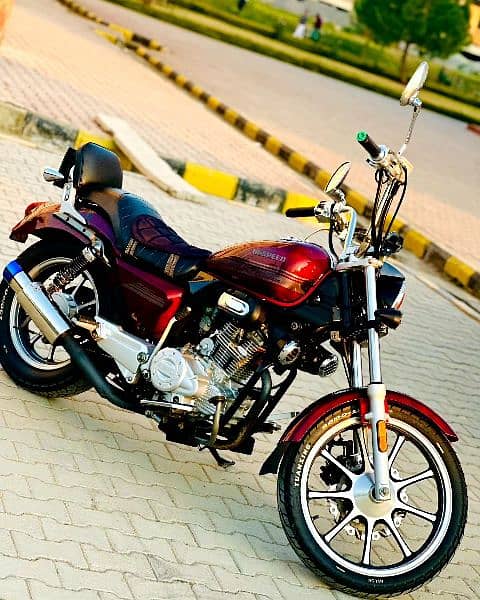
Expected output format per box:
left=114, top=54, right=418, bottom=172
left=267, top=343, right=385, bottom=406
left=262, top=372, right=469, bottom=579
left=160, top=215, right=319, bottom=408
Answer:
left=285, top=206, right=316, bottom=218
left=356, top=131, right=382, bottom=159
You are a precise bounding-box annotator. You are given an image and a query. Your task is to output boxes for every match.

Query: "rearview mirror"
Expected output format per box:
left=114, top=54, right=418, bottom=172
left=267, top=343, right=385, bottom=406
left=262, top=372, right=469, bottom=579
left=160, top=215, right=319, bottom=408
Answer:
left=325, top=162, right=351, bottom=195
left=43, top=167, right=65, bottom=184
left=400, top=61, right=429, bottom=107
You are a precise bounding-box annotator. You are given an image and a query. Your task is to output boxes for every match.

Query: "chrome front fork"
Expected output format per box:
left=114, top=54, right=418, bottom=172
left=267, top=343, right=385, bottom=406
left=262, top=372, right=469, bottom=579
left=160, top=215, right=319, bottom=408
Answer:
left=352, top=264, right=390, bottom=501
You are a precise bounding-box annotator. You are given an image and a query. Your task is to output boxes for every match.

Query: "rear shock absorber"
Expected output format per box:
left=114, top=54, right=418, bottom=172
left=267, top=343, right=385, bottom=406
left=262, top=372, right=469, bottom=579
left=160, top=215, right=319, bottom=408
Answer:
left=46, top=246, right=100, bottom=294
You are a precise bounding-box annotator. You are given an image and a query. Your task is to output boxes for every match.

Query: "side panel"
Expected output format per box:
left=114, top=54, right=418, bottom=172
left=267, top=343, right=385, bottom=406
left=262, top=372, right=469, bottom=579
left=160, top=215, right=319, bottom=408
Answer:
left=260, top=388, right=458, bottom=475
left=116, top=258, right=183, bottom=339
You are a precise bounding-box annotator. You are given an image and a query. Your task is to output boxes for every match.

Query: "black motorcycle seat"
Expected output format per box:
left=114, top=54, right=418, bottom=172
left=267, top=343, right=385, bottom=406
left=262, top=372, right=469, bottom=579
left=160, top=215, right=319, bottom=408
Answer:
left=83, top=188, right=211, bottom=281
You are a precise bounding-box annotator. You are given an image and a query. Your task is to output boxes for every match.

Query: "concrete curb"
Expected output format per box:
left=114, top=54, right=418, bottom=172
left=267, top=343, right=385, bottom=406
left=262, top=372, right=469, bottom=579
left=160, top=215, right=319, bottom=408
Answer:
left=56, top=0, right=334, bottom=190
left=1, top=98, right=478, bottom=299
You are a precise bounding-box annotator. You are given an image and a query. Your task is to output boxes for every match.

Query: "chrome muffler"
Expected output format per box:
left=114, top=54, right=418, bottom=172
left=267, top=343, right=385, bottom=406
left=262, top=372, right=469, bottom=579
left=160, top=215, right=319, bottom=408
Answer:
left=3, top=260, right=71, bottom=344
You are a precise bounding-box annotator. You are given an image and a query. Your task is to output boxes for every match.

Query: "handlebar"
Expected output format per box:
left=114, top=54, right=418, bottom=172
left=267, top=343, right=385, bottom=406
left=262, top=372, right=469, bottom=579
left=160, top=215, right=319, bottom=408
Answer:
left=285, top=206, right=316, bottom=218
left=356, top=131, right=382, bottom=160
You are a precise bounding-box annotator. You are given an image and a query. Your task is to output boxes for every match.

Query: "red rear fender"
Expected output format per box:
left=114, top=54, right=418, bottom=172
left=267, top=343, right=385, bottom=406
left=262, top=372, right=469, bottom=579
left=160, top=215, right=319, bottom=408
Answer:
left=10, top=202, right=62, bottom=243
left=260, top=388, right=457, bottom=475
left=10, top=202, right=117, bottom=252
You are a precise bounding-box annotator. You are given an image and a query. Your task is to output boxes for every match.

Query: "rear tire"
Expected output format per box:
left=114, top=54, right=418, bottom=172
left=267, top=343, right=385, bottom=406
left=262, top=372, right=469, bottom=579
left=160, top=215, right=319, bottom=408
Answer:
left=0, top=240, right=109, bottom=397
left=277, top=403, right=467, bottom=598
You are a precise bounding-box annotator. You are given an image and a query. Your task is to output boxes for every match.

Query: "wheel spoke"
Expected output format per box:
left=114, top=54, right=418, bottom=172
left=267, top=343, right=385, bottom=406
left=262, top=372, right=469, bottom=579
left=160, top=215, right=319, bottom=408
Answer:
left=29, top=332, right=43, bottom=346
left=320, top=449, right=357, bottom=482
left=362, top=518, right=375, bottom=565
left=395, top=469, right=434, bottom=491
left=19, top=315, right=30, bottom=329
left=396, top=500, right=437, bottom=523
left=324, top=509, right=359, bottom=543
left=70, top=275, right=88, bottom=298
left=389, top=434, right=406, bottom=467
left=309, top=489, right=352, bottom=501
left=76, top=299, right=96, bottom=311
left=385, top=516, right=412, bottom=558
left=47, top=345, right=57, bottom=363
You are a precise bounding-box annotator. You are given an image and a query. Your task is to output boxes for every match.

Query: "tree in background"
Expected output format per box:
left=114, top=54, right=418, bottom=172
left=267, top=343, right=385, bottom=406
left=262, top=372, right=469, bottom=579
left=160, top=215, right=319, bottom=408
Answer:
left=354, top=0, right=471, bottom=81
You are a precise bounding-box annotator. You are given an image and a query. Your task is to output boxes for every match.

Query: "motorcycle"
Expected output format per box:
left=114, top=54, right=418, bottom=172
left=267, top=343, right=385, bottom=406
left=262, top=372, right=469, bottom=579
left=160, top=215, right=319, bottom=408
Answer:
left=0, top=62, right=466, bottom=597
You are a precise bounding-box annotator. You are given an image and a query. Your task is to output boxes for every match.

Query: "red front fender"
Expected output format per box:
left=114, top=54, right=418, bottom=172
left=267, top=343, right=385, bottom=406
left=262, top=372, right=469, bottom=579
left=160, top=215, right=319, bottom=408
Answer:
left=260, top=388, right=458, bottom=475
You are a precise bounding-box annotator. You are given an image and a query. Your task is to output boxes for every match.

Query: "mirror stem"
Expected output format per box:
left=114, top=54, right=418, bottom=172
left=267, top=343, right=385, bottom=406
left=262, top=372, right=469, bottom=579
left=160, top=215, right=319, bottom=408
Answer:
left=399, top=99, right=422, bottom=156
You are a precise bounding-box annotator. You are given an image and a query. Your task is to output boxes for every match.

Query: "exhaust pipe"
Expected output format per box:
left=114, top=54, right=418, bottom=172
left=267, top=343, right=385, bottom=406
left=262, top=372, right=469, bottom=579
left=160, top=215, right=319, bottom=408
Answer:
left=3, top=261, right=139, bottom=413
left=4, top=261, right=70, bottom=344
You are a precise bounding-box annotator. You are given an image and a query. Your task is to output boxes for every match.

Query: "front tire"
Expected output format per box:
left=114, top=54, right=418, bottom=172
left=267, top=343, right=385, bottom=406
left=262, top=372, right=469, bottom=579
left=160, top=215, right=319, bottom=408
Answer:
left=0, top=240, right=108, bottom=397
left=277, top=403, right=467, bottom=598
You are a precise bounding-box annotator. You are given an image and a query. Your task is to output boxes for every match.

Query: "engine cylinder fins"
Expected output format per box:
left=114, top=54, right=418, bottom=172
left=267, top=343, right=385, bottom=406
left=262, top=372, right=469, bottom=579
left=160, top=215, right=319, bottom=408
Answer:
left=210, top=322, right=264, bottom=383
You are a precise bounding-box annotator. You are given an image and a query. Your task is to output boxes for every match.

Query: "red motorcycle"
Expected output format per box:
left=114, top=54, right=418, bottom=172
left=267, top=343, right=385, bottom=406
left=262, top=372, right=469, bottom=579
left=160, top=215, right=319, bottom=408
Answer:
left=0, top=63, right=466, bottom=597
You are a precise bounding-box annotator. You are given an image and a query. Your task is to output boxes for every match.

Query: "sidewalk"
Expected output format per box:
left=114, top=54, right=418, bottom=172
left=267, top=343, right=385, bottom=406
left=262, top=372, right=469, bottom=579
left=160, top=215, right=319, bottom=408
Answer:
left=0, top=0, right=479, bottom=273
left=0, top=132, right=479, bottom=599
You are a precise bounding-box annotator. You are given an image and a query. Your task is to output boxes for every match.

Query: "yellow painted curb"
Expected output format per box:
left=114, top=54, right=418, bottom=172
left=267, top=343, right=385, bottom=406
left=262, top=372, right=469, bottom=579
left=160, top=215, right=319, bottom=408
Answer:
left=224, top=108, right=239, bottom=125
left=288, top=152, right=308, bottom=172
left=175, top=74, right=188, bottom=87
left=74, top=130, right=133, bottom=170
left=207, top=96, right=221, bottom=110
left=388, top=216, right=406, bottom=232
left=403, top=230, right=431, bottom=258
left=75, top=130, right=115, bottom=150
left=109, top=24, right=133, bottom=43
left=148, top=55, right=161, bottom=66
left=95, top=29, right=118, bottom=44
left=264, top=136, right=282, bottom=155
left=183, top=163, right=239, bottom=200
left=346, top=189, right=368, bottom=215
left=243, top=121, right=260, bottom=140
left=314, top=170, right=331, bottom=189
left=444, top=257, right=476, bottom=287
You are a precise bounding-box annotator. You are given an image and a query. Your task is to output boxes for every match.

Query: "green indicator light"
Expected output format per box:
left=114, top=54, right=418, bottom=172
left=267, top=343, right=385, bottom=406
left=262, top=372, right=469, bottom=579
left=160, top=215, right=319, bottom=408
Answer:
left=356, top=131, right=368, bottom=142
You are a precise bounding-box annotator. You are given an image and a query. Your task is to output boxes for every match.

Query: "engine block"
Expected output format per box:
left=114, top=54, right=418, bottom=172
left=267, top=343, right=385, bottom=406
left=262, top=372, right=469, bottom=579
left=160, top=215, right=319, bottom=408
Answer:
left=148, top=321, right=265, bottom=414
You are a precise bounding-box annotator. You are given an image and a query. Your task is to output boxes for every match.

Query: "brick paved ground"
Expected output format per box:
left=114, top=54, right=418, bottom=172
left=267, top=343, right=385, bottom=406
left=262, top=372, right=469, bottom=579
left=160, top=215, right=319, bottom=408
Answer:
left=0, top=134, right=478, bottom=599
left=0, top=0, right=479, bottom=271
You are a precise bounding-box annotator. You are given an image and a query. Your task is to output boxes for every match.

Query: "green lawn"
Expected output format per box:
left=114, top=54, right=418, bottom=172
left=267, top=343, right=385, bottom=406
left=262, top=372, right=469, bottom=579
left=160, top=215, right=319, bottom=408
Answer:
left=105, top=0, right=480, bottom=123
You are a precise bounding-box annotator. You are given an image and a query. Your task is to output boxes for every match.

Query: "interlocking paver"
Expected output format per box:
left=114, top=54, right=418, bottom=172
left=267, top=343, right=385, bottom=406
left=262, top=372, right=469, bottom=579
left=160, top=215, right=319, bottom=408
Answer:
left=56, top=563, right=132, bottom=597
left=29, top=580, right=100, bottom=600
left=0, top=577, right=30, bottom=600
left=42, top=517, right=112, bottom=550
left=0, top=137, right=477, bottom=600
left=12, top=531, right=87, bottom=568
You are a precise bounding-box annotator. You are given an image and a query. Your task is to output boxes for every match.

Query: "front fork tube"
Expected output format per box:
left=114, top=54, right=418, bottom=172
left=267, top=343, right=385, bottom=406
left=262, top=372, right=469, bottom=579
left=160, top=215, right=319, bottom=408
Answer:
left=354, top=265, right=390, bottom=501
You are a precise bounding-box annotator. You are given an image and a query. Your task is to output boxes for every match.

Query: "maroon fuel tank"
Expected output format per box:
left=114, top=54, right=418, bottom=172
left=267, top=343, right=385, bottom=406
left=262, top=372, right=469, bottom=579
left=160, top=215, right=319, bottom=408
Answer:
left=204, top=240, right=332, bottom=307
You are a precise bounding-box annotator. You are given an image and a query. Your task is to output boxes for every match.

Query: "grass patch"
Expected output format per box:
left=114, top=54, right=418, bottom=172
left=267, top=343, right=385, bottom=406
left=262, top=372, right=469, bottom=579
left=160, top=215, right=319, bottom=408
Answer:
left=104, top=0, right=480, bottom=123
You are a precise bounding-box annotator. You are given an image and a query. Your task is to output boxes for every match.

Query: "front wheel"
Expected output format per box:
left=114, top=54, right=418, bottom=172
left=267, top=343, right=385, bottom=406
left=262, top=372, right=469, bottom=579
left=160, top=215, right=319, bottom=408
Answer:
left=277, top=403, right=467, bottom=598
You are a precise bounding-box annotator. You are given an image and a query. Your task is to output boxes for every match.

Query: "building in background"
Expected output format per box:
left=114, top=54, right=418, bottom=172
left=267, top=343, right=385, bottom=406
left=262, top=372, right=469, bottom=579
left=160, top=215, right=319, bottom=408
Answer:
left=0, top=0, right=13, bottom=42
left=462, top=0, right=480, bottom=60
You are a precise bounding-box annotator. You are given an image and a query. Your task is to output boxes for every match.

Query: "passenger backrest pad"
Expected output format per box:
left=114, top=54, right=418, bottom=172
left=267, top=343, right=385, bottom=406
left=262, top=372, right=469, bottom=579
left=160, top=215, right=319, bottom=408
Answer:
left=72, top=142, right=123, bottom=192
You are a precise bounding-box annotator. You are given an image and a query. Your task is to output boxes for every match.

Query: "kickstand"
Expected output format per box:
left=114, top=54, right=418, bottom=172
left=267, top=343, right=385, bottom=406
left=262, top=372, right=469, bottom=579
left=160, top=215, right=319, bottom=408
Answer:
left=204, top=447, right=235, bottom=469
left=198, top=444, right=235, bottom=468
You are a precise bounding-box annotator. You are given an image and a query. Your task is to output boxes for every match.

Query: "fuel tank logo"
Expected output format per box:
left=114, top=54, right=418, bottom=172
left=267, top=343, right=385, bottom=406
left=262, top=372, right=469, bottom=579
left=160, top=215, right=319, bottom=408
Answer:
left=251, top=249, right=286, bottom=262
